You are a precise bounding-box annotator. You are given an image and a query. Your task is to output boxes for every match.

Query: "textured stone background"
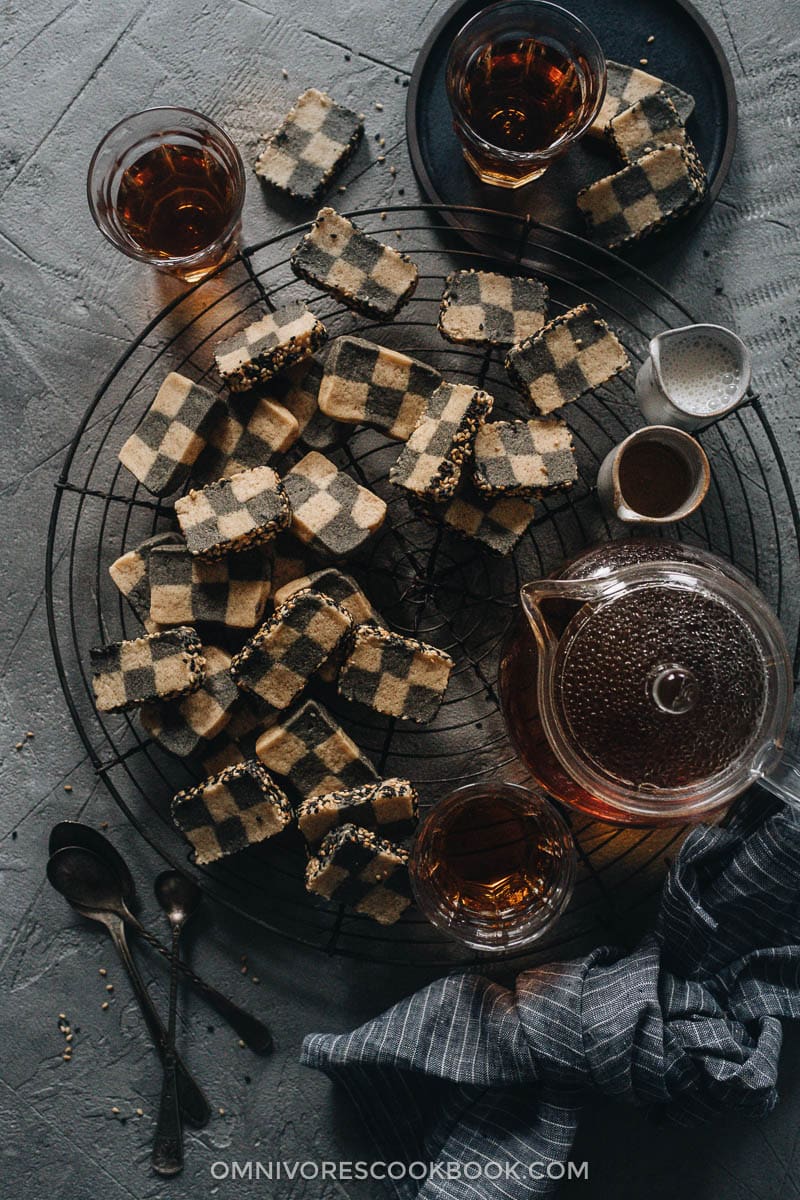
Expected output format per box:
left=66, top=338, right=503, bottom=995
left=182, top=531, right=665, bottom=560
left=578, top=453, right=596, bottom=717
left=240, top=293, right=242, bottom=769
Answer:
left=1, top=1, right=799, bottom=1197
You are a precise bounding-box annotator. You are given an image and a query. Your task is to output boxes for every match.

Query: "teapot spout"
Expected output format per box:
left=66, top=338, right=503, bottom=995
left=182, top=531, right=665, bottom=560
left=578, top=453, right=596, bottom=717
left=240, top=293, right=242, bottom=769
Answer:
left=520, top=577, right=608, bottom=651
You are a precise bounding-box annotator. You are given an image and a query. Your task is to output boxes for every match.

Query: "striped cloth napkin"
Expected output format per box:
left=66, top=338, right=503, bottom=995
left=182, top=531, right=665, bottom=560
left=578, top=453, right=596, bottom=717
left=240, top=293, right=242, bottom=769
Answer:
left=301, top=796, right=800, bottom=1198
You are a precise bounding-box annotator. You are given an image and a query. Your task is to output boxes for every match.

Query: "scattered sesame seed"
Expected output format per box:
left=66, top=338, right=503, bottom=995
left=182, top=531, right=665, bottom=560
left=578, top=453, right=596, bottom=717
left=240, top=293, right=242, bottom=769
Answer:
left=646, top=34, right=655, bottom=43
left=64, top=784, right=73, bottom=793
left=238, top=1039, right=246, bottom=1049
left=136, top=1108, right=143, bottom=1117
left=377, top=155, right=386, bottom=163
left=389, top=165, right=397, bottom=176
left=218, top=1107, right=226, bottom=1116
left=358, top=112, right=365, bottom=121
left=100, top=822, right=108, bottom=830
left=344, top=52, right=351, bottom=61
left=58, top=1013, right=66, bottom=1021
left=101, top=1002, right=109, bottom=1010
left=62, top=1053, right=71, bottom=1062
left=112, top=1106, right=120, bottom=1115
left=380, top=212, right=387, bottom=220
left=375, top=102, right=384, bottom=111
left=99, top=968, right=107, bottom=977
left=398, top=187, right=405, bottom=196
left=15, top=742, right=23, bottom=751
left=281, top=68, right=288, bottom=79
left=640, top=58, right=648, bottom=65
left=106, top=984, right=114, bottom=992
left=26, top=731, right=34, bottom=738
left=379, top=137, right=385, bottom=147
left=252, top=976, right=260, bottom=984
left=66, top=1033, right=73, bottom=1042
left=338, top=185, right=347, bottom=193
left=240, top=964, right=248, bottom=974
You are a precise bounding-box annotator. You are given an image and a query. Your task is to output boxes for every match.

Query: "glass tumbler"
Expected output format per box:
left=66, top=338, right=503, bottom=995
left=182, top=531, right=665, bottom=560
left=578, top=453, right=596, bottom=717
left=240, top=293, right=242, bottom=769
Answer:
left=87, top=107, right=246, bottom=282
left=409, top=781, right=576, bottom=952
left=445, top=0, right=606, bottom=187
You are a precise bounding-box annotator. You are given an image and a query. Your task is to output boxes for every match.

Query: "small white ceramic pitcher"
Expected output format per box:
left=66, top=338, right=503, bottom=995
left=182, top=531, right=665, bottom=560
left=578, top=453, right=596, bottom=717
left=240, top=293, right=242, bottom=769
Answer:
left=636, top=323, right=751, bottom=431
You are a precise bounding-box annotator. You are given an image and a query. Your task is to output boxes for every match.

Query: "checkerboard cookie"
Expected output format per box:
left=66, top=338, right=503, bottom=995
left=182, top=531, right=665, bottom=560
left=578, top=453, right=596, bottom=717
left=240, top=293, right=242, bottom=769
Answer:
left=172, top=761, right=292, bottom=865
left=255, top=89, right=364, bottom=203
left=231, top=589, right=352, bottom=712
left=278, top=352, right=347, bottom=453
left=291, top=207, right=419, bottom=319
left=283, top=451, right=387, bottom=559
left=255, top=699, right=378, bottom=800
left=297, top=778, right=418, bottom=848
left=274, top=568, right=380, bottom=626
left=148, top=543, right=272, bottom=631
left=109, top=531, right=182, bottom=633
left=175, top=465, right=291, bottom=559
left=200, top=732, right=247, bottom=776
left=413, top=479, right=536, bottom=556
left=140, top=645, right=239, bottom=758
left=608, top=93, right=689, bottom=164
left=118, top=373, right=223, bottom=497
left=196, top=393, right=300, bottom=480
left=588, top=60, right=695, bottom=139
left=338, top=625, right=454, bottom=723
left=577, top=144, right=707, bottom=249
left=271, top=536, right=322, bottom=594
left=472, top=417, right=577, bottom=497
left=305, top=824, right=413, bottom=925
left=505, top=304, right=630, bottom=415
left=214, top=301, right=327, bottom=392
left=318, top=336, right=441, bottom=441
left=438, top=270, right=549, bottom=347
left=389, top=381, right=493, bottom=501
left=90, top=627, right=205, bottom=713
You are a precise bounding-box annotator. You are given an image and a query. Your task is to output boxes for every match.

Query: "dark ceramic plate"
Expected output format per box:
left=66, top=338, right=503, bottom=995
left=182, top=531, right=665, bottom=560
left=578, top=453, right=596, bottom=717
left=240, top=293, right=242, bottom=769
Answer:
left=406, top=0, right=737, bottom=266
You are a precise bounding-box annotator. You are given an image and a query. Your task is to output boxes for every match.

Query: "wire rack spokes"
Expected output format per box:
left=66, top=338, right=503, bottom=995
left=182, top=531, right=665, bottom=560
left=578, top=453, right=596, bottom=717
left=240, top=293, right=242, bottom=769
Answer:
left=46, top=205, right=800, bottom=968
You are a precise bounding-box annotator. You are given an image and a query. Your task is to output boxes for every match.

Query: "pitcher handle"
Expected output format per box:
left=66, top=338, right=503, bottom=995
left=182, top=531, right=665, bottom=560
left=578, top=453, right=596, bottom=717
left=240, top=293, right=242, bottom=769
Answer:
left=756, top=747, right=800, bottom=810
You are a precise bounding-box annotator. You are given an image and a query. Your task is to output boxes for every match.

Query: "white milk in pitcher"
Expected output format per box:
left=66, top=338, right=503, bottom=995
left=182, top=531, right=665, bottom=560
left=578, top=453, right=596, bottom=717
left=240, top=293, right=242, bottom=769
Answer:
left=658, top=332, right=743, bottom=417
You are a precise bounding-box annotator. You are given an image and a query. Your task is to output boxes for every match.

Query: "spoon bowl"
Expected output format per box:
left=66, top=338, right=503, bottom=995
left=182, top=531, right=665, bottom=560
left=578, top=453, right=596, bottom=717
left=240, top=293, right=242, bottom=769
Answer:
left=48, top=822, right=136, bottom=905
left=47, top=845, right=128, bottom=914
left=155, top=870, right=202, bottom=929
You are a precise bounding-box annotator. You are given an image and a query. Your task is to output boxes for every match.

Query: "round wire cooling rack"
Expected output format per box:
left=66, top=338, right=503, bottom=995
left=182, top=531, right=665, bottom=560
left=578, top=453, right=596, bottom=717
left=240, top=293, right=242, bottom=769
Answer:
left=46, top=204, right=800, bottom=970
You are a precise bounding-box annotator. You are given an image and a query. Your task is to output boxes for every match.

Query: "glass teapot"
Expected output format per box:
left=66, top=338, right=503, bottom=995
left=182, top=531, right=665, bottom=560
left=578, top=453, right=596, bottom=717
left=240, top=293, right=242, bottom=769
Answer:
left=498, top=538, right=798, bottom=826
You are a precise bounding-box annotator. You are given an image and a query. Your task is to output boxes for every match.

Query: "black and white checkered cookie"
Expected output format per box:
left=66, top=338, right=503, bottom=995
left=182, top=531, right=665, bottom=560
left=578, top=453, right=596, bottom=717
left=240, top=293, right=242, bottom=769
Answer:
left=297, top=778, right=418, bottom=848
left=413, top=478, right=536, bottom=556
left=588, top=60, right=695, bottom=138
left=277, top=351, right=347, bottom=453
left=338, top=625, right=454, bottom=723
left=389, top=381, right=493, bottom=501
left=175, top=465, right=291, bottom=559
left=90, top=627, right=205, bottom=713
left=274, top=568, right=380, bottom=626
left=577, top=144, right=707, bottom=250
left=283, top=451, right=387, bottom=559
left=254, top=89, right=364, bottom=203
left=148, top=543, right=272, bottom=630
left=505, top=304, right=630, bottom=415
left=172, top=760, right=292, bottom=865
left=118, top=372, right=223, bottom=497
left=438, top=270, right=549, bottom=347
left=140, top=645, right=239, bottom=758
left=214, top=301, right=327, bottom=392
left=255, top=699, right=378, bottom=800
left=291, top=207, right=419, bottom=320
left=318, top=336, right=442, bottom=441
left=608, top=93, right=690, bottom=164
left=305, top=823, right=413, bottom=925
left=231, top=589, right=352, bottom=713
left=109, top=531, right=182, bottom=633
left=472, top=417, right=577, bottom=498
left=195, top=393, right=300, bottom=481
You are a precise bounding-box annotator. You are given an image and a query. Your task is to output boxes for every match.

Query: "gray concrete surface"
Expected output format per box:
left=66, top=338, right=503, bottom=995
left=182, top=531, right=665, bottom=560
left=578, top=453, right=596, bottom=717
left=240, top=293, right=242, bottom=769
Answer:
left=1, top=1, right=799, bottom=1198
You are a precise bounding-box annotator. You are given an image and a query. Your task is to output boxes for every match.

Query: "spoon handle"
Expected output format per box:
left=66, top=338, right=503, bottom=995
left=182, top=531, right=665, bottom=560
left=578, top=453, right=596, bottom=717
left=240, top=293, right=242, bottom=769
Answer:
left=127, top=917, right=273, bottom=1053
left=152, top=925, right=184, bottom=1176
left=106, top=918, right=211, bottom=1128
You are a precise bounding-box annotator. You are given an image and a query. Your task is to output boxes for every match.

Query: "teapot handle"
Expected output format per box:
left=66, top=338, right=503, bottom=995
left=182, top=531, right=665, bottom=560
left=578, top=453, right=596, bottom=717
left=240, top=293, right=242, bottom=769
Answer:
left=755, top=748, right=800, bottom=811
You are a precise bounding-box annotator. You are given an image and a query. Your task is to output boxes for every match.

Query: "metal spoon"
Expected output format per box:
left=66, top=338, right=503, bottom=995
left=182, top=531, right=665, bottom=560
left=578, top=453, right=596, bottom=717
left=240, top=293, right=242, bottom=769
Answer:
left=48, top=823, right=273, bottom=1052
left=151, top=872, right=200, bottom=1176
left=47, top=846, right=211, bottom=1129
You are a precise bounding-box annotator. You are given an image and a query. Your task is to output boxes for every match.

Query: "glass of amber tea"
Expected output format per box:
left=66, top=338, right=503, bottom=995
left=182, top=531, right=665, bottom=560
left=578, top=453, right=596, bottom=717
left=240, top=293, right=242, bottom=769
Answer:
left=446, top=0, right=606, bottom=187
left=409, top=782, right=575, bottom=951
left=87, top=107, right=246, bottom=282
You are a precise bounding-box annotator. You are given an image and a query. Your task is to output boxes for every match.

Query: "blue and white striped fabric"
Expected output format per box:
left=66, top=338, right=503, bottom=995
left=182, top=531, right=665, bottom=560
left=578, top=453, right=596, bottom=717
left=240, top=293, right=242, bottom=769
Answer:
left=301, top=797, right=800, bottom=1198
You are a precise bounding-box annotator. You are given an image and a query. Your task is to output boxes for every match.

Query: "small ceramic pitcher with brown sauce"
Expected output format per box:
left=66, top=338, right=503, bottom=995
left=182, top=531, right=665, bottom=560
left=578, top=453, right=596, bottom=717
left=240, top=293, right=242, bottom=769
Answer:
left=596, top=425, right=710, bottom=525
